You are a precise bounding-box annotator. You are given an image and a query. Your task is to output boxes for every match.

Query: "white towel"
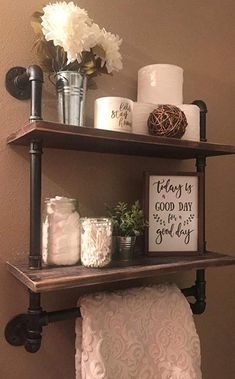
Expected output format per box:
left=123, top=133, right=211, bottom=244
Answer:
left=75, top=284, right=202, bottom=379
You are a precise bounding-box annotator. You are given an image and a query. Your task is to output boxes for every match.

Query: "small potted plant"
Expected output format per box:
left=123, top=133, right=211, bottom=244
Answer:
left=106, top=201, right=148, bottom=260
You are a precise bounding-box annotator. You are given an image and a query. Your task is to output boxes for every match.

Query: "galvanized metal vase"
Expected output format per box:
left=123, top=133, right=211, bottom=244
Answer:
left=56, top=71, right=87, bottom=126
left=116, top=236, right=136, bottom=261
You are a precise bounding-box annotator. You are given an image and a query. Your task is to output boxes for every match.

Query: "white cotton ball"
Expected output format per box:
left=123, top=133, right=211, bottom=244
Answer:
left=80, top=218, right=112, bottom=268
left=42, top=197, right=80, bottom=266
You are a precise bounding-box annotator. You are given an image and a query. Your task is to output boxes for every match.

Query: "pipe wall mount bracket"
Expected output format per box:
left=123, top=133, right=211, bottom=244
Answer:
left=5, top=66, right=31, bottom=100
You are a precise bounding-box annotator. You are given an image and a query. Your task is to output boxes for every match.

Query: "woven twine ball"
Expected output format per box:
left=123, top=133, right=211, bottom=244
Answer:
left=147, top=104, right=188, bottom=138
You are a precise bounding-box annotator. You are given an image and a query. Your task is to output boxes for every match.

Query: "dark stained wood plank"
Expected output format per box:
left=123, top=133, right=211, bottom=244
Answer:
left=6, top=251, right=235, bottom=293
left=7, top=120, right=235, bottom=159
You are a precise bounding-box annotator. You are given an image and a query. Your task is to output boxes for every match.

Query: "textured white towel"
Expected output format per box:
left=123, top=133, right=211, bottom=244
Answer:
left=75, top=284, right=202, bottom=379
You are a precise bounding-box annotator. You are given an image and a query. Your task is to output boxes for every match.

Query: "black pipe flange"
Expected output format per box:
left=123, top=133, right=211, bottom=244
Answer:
left=4, top=314, right=28, bottom=347
left=5, top=67, right=31, bottom=100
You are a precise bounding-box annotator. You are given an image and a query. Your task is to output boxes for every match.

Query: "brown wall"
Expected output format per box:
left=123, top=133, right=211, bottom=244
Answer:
left=1, top=1, right=235, bottom=378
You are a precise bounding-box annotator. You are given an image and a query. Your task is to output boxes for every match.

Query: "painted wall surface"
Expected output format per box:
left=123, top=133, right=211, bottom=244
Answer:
left=0, top=1, right=235, bottom=378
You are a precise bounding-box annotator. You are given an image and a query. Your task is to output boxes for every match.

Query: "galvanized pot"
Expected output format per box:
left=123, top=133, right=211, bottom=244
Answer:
left=56, top=71, right=87, bottom=126
left=116, top=236, right=136, bottom=261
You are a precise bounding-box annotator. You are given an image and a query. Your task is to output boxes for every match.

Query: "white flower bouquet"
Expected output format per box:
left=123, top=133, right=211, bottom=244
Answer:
left=31, top=1, right=123, bottom=76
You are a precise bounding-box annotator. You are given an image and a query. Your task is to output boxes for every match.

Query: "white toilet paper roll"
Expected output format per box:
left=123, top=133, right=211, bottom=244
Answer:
left=132, top=102, right=157, bottom=135
left=94, top=97, right=133, bottom=133
left=137, top=64, right=183, bottom=105
left=179, top=104, right=200, bottom=141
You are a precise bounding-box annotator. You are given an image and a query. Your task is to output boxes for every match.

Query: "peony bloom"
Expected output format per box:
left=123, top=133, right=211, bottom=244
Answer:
left=41, top=1, right=96, bottom=64
left=33, top=1, right=123, bottom=75
left=95, top=28, right=123, bottom=73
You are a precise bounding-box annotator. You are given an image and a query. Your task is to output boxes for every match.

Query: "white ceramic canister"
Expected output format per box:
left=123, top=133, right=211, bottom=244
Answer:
left=42, top=196, right=80, bottom=266
left=137, top=64, right=183, bottom=105
left=94, top=97, right=133, bottom=133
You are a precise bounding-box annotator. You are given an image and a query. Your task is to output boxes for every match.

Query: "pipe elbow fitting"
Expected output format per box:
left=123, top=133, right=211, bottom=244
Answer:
left=27, top=65, right=43, bottom=83
left=190, top=300, right=206, bottom=315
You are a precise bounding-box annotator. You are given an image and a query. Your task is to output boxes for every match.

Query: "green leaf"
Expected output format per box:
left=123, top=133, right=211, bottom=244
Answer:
left=31, top=11, right=43, bottom=35
left=105, top=201, right=147, bottom=236
left=92, top=45, right=106, bottom=61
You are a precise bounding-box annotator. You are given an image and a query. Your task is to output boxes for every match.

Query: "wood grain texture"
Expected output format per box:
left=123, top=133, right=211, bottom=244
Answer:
left=6, top=251, right=235, bottom=293
left=7, top=120, right=235, bottom=159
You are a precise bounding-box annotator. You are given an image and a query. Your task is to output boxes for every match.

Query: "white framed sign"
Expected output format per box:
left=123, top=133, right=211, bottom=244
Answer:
left=144, top=172, right=202, bottom=254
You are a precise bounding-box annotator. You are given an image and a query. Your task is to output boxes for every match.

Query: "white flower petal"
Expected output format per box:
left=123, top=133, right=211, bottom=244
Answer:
left=40, top=1, right=123, bottom=72
left=41, top=1, right=96, bottom=64
left=94, top=28, right=123, bottom=73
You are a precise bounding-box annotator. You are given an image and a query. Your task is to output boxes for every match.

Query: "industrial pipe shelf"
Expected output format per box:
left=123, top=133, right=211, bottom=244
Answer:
left=4, top=65, right=235, bottom=354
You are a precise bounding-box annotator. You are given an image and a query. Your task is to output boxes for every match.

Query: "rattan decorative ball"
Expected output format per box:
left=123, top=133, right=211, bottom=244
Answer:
left=148, top=104, right=187, bottom=138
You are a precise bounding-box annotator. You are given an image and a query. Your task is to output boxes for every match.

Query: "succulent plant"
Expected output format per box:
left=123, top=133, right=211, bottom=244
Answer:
left=106, top=201, right=148, bottom=237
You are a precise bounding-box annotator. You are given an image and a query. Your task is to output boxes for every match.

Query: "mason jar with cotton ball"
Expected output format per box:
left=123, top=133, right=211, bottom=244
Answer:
left=42, top=196, right=80, bottom=266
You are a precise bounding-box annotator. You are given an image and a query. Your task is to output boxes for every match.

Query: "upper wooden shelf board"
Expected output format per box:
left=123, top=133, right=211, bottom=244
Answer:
left=7, top=251, right=235, bottom=293
left=7, top=121, right=235, bottom=160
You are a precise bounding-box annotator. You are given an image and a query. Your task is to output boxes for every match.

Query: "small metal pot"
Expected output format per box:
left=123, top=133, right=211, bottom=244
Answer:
left=56, top=71, right=87, bottom=126
left=116, top=236, right=136, bottom=261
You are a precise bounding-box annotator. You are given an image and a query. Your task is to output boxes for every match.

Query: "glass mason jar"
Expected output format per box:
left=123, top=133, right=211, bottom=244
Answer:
left=80, top=218, right=112, bottom=268
left=42, top=196, right=80, bottom=266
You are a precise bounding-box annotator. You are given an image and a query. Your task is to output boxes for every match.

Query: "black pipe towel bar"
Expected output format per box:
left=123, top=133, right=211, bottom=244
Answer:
left=5, top=270, right=206, bottom=353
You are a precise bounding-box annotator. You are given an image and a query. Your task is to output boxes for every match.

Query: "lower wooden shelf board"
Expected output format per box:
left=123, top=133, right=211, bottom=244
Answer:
left=7, top=251, right=235, bottom=293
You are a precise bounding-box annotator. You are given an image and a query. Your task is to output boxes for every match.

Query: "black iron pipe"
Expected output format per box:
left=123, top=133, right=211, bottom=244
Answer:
left=195, top=100, right=207, bottom=252
left=191, top=101, right=207, bottom=314
left=191, top=300, right=206, bottom=315
left=39, top=282, right=203, bottom=328
left=5, top=65, right=43, bottom=119
left=192, top=100, right=208, bottom=142
left=29, top=141, right=42, bottom=269
left=197, top=156, right=206, bottom=252
left=29, top=291, right=41, bottom=309
left=181, top=285, right=196, bottom=298
left=27, top=65, right=43, bottom=121
left=190, top=270, right=206, bottom=314
left=40, top=307, right=81, bottom=327
left=25, top=291, right=43, bottom=353
left=181, top=272, right=206, bottom=314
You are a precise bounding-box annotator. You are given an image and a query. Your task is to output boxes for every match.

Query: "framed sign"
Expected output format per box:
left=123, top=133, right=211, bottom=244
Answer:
left=144, top=172, right=202, bottom=255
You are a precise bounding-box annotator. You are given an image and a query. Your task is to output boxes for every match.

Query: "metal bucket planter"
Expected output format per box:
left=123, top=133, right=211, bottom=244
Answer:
left=56, top=71, right=87, bottom=126
left=116, top=236, right=136, bottom=261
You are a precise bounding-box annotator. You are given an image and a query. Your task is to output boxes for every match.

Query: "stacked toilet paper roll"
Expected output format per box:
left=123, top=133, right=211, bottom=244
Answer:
left=94, top=97, right=133, bottom=133
left=132, top=102, right=200, bottom=140
left=179, top=104, right=200, bottom=141
left=137, top=64, right=183, bottom=105
left=93, top=64, right=200, bottom=141
left=132, top=102, right=157, bottom=135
